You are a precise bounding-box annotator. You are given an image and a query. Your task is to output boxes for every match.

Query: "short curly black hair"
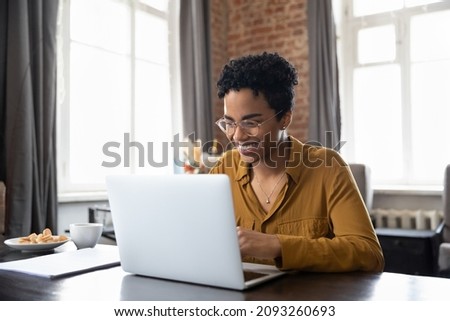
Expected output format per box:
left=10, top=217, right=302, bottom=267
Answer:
left=217, top=52, right=298, bottom=118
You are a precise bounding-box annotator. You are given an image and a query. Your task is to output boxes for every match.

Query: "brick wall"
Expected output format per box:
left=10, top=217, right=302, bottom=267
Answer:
left=210, top=0, right=309, bottom=147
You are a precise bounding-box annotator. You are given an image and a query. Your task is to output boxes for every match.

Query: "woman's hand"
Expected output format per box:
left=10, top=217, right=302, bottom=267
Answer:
left=236, top=226, right=282, bottom=259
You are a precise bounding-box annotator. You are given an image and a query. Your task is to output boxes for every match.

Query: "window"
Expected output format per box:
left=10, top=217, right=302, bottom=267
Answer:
left=335, top=0, right=450, bottom=189
left=57, top=0, right=181, bottom=197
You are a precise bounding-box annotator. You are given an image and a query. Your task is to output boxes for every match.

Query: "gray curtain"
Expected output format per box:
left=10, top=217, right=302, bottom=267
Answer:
left=179, top=0, right=213, bottom=146
left=307, top=0, right=341, bottom=149
left=0, top=0, right=59, bottom=237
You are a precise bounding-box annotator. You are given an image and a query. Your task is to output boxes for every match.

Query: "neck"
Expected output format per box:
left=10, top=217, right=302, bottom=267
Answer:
left=252, top=163, right=285, bottom=179
left=252, top=136, right=290, bottom=177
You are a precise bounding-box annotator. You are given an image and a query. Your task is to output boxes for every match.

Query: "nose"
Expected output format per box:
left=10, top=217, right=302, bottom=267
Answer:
left=232, top=124, right=249, bottom=141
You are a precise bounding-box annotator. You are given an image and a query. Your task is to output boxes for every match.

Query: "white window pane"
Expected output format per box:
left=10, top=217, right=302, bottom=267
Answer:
left=353, top=0, right=402, bottom=17
left=410, top=60, right=450, bottom=183
left=411, top=10, right=450, bottom=62
left=136, top=11, right=168, bottom=63
left=69, top=44, right=131, bottom=184
left=140, top=0, right=169, bottom=12
left=332, top=0, right=343, bottom=27
left=71, top=0, right=131, bottom=54
left=358, top=25, right=396, bottom=64
left=353, top=65, right=403, bottom=183
left=134, top=61, right=173, bottom=174
left=405, top=0, right=443, bottom=8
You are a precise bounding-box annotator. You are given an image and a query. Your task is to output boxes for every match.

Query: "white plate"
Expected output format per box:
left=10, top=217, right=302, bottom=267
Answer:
left=4, top=237, right=70, bottom=251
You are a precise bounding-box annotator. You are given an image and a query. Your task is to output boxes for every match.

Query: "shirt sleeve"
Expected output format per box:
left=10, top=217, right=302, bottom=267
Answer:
left=277, top=155, right=385, bottom=272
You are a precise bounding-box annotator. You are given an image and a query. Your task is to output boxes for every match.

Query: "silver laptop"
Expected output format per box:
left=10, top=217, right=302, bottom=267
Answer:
left=106, top=174, right=285, bottom=290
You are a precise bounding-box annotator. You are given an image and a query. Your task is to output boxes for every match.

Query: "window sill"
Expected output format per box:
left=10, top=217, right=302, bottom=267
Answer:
left=58, top=191, right=108, bottom=203
left=374, top=185, right=443, bottom=196
left=57, top=185, right=443, bottom=203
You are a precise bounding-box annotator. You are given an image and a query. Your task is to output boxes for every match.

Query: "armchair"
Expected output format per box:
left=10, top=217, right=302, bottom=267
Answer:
left=348, top=163, right=373, bottom=212
left=438, top=165, right=450, bottom=276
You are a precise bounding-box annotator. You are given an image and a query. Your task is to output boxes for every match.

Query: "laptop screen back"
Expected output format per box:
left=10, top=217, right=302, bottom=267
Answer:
left=106, top=174, right=247, bottom=289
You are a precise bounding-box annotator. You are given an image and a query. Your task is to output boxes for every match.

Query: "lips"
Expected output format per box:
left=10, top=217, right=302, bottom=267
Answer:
left=236, top=141, right=261, bottom=156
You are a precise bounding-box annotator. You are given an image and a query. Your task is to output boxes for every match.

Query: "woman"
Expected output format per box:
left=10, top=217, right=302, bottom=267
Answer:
left=210, top=52, right=384, bottom=272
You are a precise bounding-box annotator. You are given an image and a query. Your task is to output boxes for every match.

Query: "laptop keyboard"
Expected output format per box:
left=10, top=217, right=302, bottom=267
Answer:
left=243, top=270, right=268, bottom=282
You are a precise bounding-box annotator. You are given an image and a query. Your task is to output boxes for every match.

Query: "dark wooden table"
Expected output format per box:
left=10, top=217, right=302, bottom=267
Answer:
left=1, top=235, right=450, bottom=301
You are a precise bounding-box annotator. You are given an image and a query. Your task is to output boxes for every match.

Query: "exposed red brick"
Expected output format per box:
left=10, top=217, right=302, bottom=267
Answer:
left=210, top=0, right=309, bottom=142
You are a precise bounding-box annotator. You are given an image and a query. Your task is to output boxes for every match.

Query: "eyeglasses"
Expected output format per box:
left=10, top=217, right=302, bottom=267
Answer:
left=215, top=111, right=282, bottom=137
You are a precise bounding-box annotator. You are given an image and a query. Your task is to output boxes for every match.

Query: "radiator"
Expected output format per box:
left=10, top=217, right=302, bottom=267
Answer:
left=371, top=208, right=443, bottom=230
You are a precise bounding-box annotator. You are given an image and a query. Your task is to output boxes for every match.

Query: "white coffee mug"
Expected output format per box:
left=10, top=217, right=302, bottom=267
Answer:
left=69, top=223, right=103, bottom=249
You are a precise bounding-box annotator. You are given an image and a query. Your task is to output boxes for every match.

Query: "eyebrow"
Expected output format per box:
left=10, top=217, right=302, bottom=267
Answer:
left=223, top=113, right=263, bottom=121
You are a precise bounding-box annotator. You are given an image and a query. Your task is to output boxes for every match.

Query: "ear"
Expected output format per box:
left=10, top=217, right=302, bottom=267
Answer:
left=281, top=111, right=292, bottom=130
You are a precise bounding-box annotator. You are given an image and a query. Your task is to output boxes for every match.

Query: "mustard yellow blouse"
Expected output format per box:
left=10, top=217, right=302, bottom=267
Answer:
left=209, top=136, right=384, bottom=272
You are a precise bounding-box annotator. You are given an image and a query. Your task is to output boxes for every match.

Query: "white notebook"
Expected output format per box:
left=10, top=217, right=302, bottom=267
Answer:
left=0, top=244, right=120, bottom=278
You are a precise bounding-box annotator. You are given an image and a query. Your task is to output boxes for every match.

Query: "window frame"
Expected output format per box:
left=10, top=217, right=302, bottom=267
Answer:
left=57, top=0, right=182, bottom=201
left=336, top=0, right=450, bottom=191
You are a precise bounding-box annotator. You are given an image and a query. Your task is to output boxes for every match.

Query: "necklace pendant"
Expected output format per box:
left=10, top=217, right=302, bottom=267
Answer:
left=253, top=171, right=285, bottom=207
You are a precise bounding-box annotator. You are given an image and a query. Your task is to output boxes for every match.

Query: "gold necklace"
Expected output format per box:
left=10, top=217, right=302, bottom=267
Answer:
left=253, top=172, right=286, bottom=204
